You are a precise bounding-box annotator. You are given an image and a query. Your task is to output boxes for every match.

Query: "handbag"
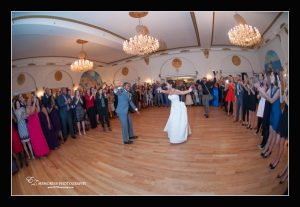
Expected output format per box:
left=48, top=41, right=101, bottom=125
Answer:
left=203, top=83, right=214, bottom=101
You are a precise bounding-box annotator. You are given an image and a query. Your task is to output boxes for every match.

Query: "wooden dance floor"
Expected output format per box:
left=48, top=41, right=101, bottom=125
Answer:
left=12, top=107, right=288, bottom=195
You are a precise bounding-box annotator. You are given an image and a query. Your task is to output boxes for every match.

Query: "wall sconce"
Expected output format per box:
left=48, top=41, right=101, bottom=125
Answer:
left=206, top=74, right=213, bottom=80
left=36, top=89, right=44, bottom=98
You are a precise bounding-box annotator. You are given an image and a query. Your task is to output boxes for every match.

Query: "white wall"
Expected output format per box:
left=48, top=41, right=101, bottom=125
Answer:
left=99, top=50, right=260, bottom=85
left=257, top=12, right=288, bottom=72
left=12, top=50, right=261, bottom=94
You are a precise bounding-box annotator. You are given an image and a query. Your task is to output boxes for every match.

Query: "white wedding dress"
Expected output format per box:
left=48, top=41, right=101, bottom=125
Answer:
left=164, top=94, right=191, bottom=144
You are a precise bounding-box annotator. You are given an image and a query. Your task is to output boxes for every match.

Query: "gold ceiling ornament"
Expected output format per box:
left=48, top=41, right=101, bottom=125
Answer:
left=55, top=71, right=63, bottom=81
left=203, top=48, right=209, bottom=58
left=228, top=13, right=262, bottom=48
left=123, top=12, right=159, bottom=56
left=122, top=67, right=129, bottom=76
left=232, top=55, right=241, bottom=66
left=71, top=39, right=93, bottom=72
left=172, top=58, right=182, bottom=72
left=129, top=12, right=149, bottom=18
left=17, top=73, right=25, bottom=85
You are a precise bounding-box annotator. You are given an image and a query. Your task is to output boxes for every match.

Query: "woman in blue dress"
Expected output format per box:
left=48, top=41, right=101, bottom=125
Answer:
left=255, top=72, right=282, bottom=158
left=269, top=74, right=288, bottom=170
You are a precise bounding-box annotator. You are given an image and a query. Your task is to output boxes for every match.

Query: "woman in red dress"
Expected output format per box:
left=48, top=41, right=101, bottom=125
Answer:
left=225, top=76, right=235, bottom=116
left=26, top=95, right=50, bottom=157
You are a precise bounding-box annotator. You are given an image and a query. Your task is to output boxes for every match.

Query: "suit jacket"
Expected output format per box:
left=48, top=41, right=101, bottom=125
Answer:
left=114, top=88, right=137, bottom=114
left=41, top=95, right=51, bottom=108
left=57, top=94, right=71, bottom=113
left=95, top=95, right=108, bottom=113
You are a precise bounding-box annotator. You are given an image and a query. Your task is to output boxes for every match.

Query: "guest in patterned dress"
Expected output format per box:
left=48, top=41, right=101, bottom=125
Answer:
left=73, top=90, right=86, bottom=136
left=12, top=114, right=28, bottom=167
left=13, top=99, right=35, bottom=160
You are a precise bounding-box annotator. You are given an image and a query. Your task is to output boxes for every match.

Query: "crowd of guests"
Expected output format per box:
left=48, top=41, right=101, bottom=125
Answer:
left=12, top=70, right=288, bottom=185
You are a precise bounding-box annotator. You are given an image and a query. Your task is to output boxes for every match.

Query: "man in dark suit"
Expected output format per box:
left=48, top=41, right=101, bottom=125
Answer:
left=57, top=87, right=75, bottom=141
left=41, top=88, right=51, bottom=109
left=95, top=89, right=111, bottom=131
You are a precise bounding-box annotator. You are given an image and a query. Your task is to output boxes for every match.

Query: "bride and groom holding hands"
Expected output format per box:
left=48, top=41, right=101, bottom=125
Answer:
left=113, top=80, right=193, bottom=145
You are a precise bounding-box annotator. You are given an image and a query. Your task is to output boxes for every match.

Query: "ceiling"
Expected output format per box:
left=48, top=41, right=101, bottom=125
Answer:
left=12, top=11, right=282, bottom=65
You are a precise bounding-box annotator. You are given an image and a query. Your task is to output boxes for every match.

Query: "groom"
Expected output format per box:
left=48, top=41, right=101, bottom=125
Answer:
left=114, top=82, right=139, bottom=144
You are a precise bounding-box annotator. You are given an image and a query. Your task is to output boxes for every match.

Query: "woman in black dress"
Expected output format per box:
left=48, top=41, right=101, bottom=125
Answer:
left=247, top=77, right=257, bottom=130
left=47, top=92, right=64, bottom=144
left=39, top=104, right=59, bottom=149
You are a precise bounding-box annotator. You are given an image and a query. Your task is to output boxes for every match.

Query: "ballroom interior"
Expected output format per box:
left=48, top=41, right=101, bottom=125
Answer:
left=11, top=11, right=288, bottom=195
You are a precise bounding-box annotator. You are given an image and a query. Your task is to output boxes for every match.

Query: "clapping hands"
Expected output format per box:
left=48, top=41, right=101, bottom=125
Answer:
left=254, top=82, right=260, bottom=90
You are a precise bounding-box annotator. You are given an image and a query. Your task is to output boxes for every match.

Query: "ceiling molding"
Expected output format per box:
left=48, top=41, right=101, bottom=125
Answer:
left=12, top=15, right=127, bottom=41
left=12, top=56, right=108, bottom=65
left=190, top=12, right=201, bottom=46
left=46, top=62, right=56, bottom=65
left=262, top=12, right=283, bottom=36
left=180, top=49, right=190, bottom=53
left=210, top=11, right=215, bottom=47
left=107, top=45, right=200, bottom=65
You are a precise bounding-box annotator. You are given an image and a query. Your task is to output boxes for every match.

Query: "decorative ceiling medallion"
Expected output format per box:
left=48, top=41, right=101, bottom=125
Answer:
left=55, top=71, right=62, bottom=81
left=129, top=12, right=148, bottom=18
left=17, top=73, right=25, bottom=85
left=232, top=55, right=241, bottom=66
left=122, top=67, right=129, bottom=76
left=76, top=39, right=88, bottom=44
left=172, top=58, right=182, bottom=72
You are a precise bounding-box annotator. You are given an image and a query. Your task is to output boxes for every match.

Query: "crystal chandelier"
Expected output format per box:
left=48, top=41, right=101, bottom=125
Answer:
left=71, top=39, right=93, bottom=72
left=228, top=13, right=262, bottom=48
left=123, top=12, right=159, bottom=56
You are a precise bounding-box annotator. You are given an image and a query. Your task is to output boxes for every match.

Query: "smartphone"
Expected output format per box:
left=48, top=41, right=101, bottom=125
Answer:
left=276, top=74, right=280, bottom=82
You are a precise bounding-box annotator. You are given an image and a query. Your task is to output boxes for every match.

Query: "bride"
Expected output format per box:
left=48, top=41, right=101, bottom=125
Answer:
left=158, top=81, right=192, bottom=144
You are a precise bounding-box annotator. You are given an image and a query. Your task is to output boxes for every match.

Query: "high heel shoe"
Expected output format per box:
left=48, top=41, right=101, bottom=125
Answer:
left=263, top=151, right=272, bottom=158
left=279, top=180, right=286, bottom=184
left=269, top=161, right=279, bottom=169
